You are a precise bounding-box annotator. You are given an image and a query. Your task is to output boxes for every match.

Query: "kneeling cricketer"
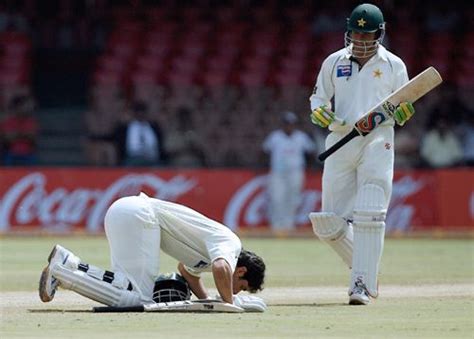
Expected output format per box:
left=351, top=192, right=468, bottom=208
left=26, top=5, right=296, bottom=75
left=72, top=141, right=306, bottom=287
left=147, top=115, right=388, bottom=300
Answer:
left=39, top=193, right=267, bottom=313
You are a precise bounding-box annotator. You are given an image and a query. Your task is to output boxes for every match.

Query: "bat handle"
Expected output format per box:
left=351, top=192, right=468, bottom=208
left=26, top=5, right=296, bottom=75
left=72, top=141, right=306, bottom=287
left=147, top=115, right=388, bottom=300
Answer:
left=93, top=305, right=145, bottom=313
left=333, top=116, right=346, bottom=125
left=318, top=129, right=359, bottom=162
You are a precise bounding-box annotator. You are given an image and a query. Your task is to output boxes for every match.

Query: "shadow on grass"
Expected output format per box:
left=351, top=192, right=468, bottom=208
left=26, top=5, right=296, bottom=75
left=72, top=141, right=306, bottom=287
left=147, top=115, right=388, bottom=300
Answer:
left=28, top=303, right=350, bottom=313
left=269, top=303, right=347, bottom=307
left=28, top=309, right=92, bottom=313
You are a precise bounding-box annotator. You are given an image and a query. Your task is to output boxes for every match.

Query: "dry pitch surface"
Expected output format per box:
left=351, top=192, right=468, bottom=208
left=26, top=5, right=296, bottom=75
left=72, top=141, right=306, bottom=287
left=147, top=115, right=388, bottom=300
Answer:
left=1, top=237, right=473, bottom=338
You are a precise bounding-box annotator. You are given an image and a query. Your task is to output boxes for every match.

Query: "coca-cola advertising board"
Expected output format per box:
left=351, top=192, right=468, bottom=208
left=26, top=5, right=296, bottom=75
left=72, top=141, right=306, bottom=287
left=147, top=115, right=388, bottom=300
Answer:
left=0, top=168, right=472, bottom=234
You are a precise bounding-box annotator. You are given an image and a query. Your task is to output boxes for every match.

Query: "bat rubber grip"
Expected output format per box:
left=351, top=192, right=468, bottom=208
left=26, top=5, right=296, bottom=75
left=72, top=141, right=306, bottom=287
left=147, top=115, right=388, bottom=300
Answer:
left=93, top=305, right=145, bottom=313
left=318, top=129, right=359, bottom=162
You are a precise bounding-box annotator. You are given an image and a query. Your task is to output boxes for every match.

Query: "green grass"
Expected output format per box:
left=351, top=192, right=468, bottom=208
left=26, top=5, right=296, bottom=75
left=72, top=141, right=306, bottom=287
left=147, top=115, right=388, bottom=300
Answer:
left=1, top=237, right=473, bottom=338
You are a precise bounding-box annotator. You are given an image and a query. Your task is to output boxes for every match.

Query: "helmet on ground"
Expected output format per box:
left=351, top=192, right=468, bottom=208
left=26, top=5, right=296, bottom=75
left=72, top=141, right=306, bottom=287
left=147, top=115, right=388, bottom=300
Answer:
left=153, top=272, right=191, bottom=303
left=344, top=3, right=385, bottom=58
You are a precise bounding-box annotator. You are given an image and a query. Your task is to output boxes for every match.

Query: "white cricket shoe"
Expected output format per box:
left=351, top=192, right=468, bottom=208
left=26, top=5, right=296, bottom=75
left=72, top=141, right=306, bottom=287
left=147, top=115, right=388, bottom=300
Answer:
left=39, top=245, right=77, bottom=302
left=349, top=280, right=370, bottom=305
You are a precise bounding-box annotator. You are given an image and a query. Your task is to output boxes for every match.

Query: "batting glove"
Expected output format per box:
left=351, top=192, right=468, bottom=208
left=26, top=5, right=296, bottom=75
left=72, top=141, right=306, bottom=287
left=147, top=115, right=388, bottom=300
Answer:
left=393, top=101, right=415, bottom=126
left=311, top=105, right=336, bottom=128
left=233, top=295, right=267, bottom=313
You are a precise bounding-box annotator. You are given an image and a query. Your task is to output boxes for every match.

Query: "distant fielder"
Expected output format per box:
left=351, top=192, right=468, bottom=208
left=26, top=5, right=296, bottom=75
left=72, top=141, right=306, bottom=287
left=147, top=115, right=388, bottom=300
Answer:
left=262, top=111, right=316, bottom=232
left=309, top=3, right=415, bottom=305
left=39, top=193, right=267, bottom=312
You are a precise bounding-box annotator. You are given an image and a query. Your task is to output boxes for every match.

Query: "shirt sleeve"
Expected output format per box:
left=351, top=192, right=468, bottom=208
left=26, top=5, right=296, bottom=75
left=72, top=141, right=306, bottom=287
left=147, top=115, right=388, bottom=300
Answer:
left=207, top=233, right=242, bottom=273
left=392, top=59, right=410, bottom=92
left=309, top=56, right=336, bottom=111
left=262, top=133, right=274, bottom=153
left=182, top=265, right=203, bottom=277
left=182, top=233, right=242, bottom=277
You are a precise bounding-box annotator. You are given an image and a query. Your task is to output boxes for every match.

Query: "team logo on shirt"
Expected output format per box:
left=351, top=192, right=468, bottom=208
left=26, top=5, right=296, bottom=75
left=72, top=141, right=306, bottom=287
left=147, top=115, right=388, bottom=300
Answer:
left=337, top=64, right=352, bottom=77
left=373, top=68, right=382, bottom=78
left=194, top=260, right=209, bottom=268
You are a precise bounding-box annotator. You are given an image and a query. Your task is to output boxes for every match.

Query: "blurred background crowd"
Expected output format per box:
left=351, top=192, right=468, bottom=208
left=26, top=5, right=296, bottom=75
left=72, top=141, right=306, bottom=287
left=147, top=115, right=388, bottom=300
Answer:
left=0, top=0, right=473, bottom=169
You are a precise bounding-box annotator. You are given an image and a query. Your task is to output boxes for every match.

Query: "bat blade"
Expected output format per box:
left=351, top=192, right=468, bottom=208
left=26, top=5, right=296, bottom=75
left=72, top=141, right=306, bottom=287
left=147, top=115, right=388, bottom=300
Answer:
left=92, top=299, right=244, bottom=313
left=318, top=66, right=443, bottom=162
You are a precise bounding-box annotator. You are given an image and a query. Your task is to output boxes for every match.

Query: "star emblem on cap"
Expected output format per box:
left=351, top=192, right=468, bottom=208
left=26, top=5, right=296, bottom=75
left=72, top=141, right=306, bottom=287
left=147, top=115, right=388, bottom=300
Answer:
left=357, top=18, right=366, bottom=27
left=373, top=69, right=382, bottom=78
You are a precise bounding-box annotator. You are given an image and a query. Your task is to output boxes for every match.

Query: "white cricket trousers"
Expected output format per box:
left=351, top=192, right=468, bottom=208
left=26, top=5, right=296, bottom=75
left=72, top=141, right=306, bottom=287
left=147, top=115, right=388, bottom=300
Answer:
left=104, top=194, right=161, bottom=300
left=268, top=170, right=304, bottom=230
left=322, top=126, right=394, bottom=217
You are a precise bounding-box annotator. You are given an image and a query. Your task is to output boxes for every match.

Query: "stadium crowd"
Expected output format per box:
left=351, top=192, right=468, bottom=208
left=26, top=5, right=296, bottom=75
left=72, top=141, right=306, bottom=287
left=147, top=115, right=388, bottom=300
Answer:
left=0, top=0, right=473, bottom=168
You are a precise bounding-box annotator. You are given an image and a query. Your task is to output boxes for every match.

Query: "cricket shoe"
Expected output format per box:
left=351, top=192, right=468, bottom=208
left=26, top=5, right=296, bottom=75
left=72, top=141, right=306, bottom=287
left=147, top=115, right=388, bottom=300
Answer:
left=39, top=245, right=79, bottom=302
left=349, top=279, right=370, bottom=305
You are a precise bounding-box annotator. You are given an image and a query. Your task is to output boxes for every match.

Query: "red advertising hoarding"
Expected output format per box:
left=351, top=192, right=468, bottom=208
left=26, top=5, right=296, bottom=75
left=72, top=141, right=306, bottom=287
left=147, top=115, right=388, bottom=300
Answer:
left=0, top=168, right=472, bottom=234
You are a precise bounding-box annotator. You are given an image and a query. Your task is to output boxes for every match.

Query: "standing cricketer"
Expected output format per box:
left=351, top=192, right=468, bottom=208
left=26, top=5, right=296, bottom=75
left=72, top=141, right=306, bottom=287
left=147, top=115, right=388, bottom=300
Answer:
left=308, top=3, right=415, bottom=305
left=262, top=111, right=316, bottom=232
left=39, top=193, right=266, bottom=312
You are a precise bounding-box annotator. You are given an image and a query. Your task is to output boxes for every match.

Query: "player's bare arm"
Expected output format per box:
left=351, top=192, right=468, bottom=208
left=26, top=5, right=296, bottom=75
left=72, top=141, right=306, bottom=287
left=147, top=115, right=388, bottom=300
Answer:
left=177, top=262, right=208, bottom=300
left=211, top=258, right=234, bottom=304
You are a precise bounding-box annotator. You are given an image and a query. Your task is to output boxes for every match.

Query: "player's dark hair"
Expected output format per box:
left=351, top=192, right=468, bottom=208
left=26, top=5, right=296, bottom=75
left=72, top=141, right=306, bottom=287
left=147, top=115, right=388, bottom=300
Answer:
left=237, top=249, right=265, bottom=293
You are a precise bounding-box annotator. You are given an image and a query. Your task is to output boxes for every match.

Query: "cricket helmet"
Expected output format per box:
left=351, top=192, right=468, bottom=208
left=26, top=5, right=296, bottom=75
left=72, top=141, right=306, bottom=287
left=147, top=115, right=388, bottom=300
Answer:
left=345, top=3, right=385, bottom=58
left=153, top=272, right=191, bottom=303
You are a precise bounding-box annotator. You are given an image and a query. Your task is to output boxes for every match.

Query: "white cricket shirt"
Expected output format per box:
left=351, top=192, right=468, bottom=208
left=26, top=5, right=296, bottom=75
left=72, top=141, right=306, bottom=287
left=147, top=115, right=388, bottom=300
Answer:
left=141, top=193, right=241, bottom=277
left=262, top=129, right=315, bottom=172
left=309, top=45, right=409, bottom=132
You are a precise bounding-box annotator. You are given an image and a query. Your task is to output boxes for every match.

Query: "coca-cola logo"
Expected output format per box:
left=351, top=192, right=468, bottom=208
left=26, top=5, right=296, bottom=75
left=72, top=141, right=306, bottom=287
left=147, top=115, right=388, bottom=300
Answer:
left=1, top=171, right=461, bottom=233
left=223, top=175, right=426, bottom=231
left=387, top=176, right=425, bottom=232
left=471, top=192, right=474, bottom=219
left=0, top=172, right=196, bottom=232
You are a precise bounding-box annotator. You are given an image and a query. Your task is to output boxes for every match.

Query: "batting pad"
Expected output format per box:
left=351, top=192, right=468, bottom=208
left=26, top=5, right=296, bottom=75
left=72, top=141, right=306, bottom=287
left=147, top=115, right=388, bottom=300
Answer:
left=309, top=212, right=353, bottom=268
left=52, top=265, right=143, bottom=307
left=351, top=183, right=387, bottom=297
left=93, top=299, right=244, bottom=313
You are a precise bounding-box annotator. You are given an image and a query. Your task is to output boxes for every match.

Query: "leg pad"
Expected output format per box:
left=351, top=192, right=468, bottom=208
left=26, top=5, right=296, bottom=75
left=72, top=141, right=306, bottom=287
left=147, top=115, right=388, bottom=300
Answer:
left=351, top=183, right=387, bottom=297
left=309, top=212, right=353, bottom=268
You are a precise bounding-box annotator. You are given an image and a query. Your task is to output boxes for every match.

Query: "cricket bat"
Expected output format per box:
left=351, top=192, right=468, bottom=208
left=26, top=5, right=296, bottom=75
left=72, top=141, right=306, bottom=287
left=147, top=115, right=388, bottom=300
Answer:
left=318, top=66, right=443, bottom=162
left=92, top=299, right=244, bottom=313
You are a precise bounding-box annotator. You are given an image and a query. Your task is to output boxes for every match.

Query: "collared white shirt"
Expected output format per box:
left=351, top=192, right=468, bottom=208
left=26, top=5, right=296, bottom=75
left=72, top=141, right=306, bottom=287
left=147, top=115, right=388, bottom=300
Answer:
left=262, top=129, right=315, bottom=173
left=309, top=45, right=409, bottom=131
left=141, top=193, right=241, bottom=277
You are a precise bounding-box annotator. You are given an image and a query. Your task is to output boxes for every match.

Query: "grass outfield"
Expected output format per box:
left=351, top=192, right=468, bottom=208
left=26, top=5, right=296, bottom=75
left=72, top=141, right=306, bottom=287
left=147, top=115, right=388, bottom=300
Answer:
left=0, top=237, right=473, bottom=338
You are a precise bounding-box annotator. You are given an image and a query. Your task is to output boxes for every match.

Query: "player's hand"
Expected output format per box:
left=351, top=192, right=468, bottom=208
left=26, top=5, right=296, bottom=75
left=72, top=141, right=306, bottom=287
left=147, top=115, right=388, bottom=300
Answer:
left=311, top=105, right=337, bottom=128
left=393, top=102, right=415, bottom=126
left=232, top=295, right=267, bottom=313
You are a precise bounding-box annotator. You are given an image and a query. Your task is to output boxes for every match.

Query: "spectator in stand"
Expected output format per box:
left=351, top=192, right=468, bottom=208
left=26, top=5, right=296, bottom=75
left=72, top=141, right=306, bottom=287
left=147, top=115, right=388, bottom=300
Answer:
left=311, top=2, right=346, bottom=34
left=0, top=94, right=38, bottom=166
left=420, top=112, right=463, bottom=168
left=84, top=88, right=124, bottom=166
left=0, top=4, right=30, bottom=32
left=456, top=110, right=474, bottom=166
left=163, top=107, right=207, bottom=168
left=423, top=3, right=460, bottom=33
left=262, top=111, right=316, bottom=234
left=394, top=124, right=421, bottom=169
left=113, top=101, right=166, bottom=167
